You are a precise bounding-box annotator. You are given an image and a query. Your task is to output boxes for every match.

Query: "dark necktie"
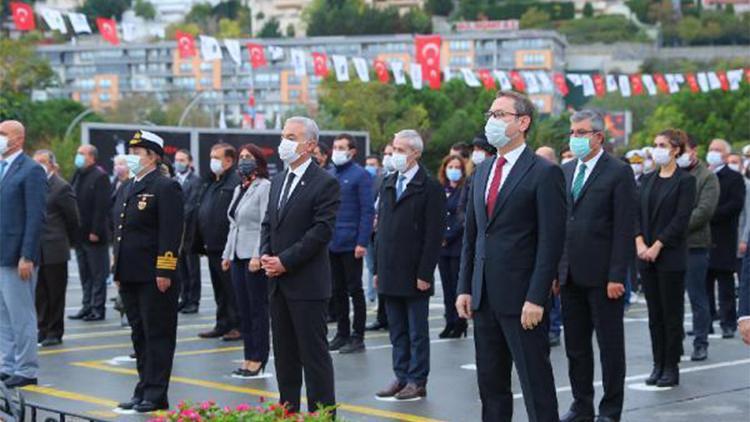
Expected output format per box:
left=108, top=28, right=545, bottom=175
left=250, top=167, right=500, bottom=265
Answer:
left=486, top=156, right=507, bottom=217
left=279, top=172, right=296, bottom=211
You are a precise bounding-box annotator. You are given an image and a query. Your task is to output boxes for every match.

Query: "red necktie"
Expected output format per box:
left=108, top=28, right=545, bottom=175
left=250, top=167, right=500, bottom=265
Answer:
left=486, top=156, right=507, bottom=217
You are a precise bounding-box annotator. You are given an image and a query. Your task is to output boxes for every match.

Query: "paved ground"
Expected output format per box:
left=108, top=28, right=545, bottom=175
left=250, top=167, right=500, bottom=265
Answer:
left=15, top=257, right=750, bottom=421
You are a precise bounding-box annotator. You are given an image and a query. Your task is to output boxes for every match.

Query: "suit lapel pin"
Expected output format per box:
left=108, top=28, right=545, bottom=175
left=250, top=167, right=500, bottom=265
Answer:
left=300, top=181, right=306, bottom=187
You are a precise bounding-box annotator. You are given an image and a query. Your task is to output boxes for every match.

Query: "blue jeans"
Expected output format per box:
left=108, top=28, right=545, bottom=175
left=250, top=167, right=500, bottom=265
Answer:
left=384, top=295, right=430, bottom=385
left=0, top=266, right=39, bottom=378
left=364, top=242, right=376, bottom=302
left=685, top=248, right=711, bottom=348
left=549, top=293, right=562, bottom=336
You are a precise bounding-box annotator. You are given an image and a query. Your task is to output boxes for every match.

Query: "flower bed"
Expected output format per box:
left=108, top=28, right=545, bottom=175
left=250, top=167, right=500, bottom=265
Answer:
left=151, top=400, right=337, bottom=422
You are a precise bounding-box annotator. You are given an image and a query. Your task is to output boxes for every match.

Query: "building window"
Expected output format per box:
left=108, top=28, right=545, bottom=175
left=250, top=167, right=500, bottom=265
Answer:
left=99, top=93, right=111, bottom=102
left=521, top=53, right=545, bottom=66
left=180, top=63, right=193, bottom=73
left=99, top=79, right=112, bottom=88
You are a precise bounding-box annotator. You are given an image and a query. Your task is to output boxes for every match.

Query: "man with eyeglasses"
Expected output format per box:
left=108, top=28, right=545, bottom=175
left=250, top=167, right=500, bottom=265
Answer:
left=557, top=110, right=636, bottom=422
left=457, top=91, right=566, bottom=422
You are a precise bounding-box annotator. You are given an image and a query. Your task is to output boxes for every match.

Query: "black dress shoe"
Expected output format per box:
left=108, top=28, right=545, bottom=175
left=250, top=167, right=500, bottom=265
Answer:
left=177, top=301, right=186, bottom=311
left=657, top=366, right=679, bottom=387
left=4, top=376, right=37, bottom=388
left=645, top=365, right=662, bottom=386
left=83, top=312, right=105, bottom=321
left=560, top=410, right=594, bottom=422
left=365, top=321, right=387, bottom=331
left=198, top=329, right=225, bottom=339
left=721, top=327, right=735, bottom=339
left=68, top=309, right=90, bottom=320
left=328, top=335, right=348, bottom=351
left=339, top=337, right=365, bottom=354
left=40, top=338, right=62, bottom=347
left=134, top=400, right=169, bottom=413
left=691, top=345, right=708, bottom=361
left=117, top=397, right=142, bottom=410
left=180, top=303, right=199, bottom=314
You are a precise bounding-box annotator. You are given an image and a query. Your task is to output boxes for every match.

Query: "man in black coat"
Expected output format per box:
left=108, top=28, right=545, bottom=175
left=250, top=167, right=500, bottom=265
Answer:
left=173, top=149, right=203, bottom=314
left=558, top=110, right=636, bottom=422
left=112, top=130, right=184, bottom=413
left=705, top=139, right=746, bottom=338
left=69, top=144, right=111, bottom=321
left=33, top=151, right=80, bottom=347
left=194, top=143, right=241, bottom=340
left=373, top=129, right=446, bottom=400
left=260, top=116, right=340, bottom=414
left=457, top=91, right=566, bottom=422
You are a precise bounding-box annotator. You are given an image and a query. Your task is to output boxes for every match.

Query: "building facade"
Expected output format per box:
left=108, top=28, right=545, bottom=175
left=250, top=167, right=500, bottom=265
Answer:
left=36, top=30, right=566, bottom=126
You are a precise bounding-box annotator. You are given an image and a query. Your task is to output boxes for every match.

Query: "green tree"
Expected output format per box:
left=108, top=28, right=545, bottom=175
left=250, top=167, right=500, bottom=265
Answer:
left=304, top=0, right=433, bottom=36
left=426, top=0, right=453, bottom=16
left=286, top=24, right=296, bottom=38
left=558, top=15, right=651, bottom=44
left=165, top=22, right=201, bottom=39
left=218, top=18, right=242, bottom=38
left=676, top=15, right=702, bottom=44
left=582, top=2, right=594, bottom=17
left=0, top=39, right=56, bottom=92
left=258, top=18, right=282, bottom=38
left=78, top=0, right=132, bottom=21
left=134, top=0, right=156, bottom=21
left=520, top=7, right=552, bottom=30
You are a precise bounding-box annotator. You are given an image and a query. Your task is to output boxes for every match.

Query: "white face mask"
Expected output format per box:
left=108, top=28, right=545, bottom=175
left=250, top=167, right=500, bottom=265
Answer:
left=331, top=150, right=351, bottom=166
left=382, top=155, right=395, bottom=172
left=471, top=150, right=487, bottom=165
left=630, top=163, right=644, bottom=175
left=652, top=147, right=672, bottom=166
left=0, top=135, right=8, bottom=155
left=391, top=152, right=409, bottom=173
left=676, top=153, right=692, bottom=168
left=644, top=159, right=655, bottom=172
left=278, top=138, right=301, bottom=164
left=706, top=151, right=724, bottom=167
left=485, top=118, right=511, bottom=149
left=210, top=158, right=224, bottom=176
left=729, top=163, right=741, bottom=173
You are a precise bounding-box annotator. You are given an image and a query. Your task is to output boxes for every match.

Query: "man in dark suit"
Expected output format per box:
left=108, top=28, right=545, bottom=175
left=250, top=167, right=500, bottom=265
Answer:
left=558, top=110, right=636, bottom=422
left=373, top=130, right=446, bottom=400
left=705, top=139, right=745, bottom=339
left=260, top=116, right=340, bottom=414
left=0, top=120, right=47, bottom=388
left=173, top=149, right=202, bottom=314
left=69, top=144, right=111, bottom=321
left=194, top=143, right=241, bottom=340
left=457, top=91, right=566, bottom=422
left=33, top=150, right=80, bottom=347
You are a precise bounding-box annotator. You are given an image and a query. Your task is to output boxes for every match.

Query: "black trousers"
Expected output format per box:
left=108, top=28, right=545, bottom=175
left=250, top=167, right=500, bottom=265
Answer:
left=705, top=268, right=737, bottom=331
left=270, top=291, right=335, bottom=414
left=119, top=280, right=179, bottom=403
left=330, top=251, right=366, bottom=339
left=75, top=242, right=109, bottom=315
left=230, top=259, right=269, bottom=362
left=641, top=268, right=685, bottom=367
left=206, top=253, right=239, bottom=333
left=438, top=255, right=461, bottom=325
left=561, top=280, right=625, bottom=419
left=178, top=251, right=201, bottom=307
left=473, top=296, right=558, bottom=422
left=36, top=263, right=68, bottom=340
left=376, top=294, right=388, bottom=325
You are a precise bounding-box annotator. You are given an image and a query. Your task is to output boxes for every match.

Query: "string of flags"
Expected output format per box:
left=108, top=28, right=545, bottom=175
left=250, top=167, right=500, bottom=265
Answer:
left=9, top=2, right=750, bottom=99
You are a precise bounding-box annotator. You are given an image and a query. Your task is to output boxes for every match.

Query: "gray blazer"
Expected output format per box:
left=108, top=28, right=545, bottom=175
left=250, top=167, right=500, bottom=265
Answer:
left=222, top=178, right=271, bottom=261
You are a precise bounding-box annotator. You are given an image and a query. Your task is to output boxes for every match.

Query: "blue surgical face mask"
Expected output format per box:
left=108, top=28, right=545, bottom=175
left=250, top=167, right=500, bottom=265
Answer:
left=124, top=154, right=142, bottom=176
left=446, top=168, right=462, bottom=183
left=485, top=118, right=511, bottom=149
left=365, top=165, right=378, bottom=177
left=74, top=153, right=86, bottom=169
left=569, top=137, right=592, bottom=159
left=174, top=161, right=188, bottom=174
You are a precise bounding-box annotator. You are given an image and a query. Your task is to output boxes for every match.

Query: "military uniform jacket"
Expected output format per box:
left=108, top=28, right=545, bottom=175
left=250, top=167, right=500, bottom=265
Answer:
left=112, top=169, right=184, bottom=283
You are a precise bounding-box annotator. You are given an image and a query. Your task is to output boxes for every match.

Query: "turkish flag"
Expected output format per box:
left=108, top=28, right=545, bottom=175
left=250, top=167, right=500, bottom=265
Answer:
left=509, top=71, right=526, bottom=92
left=246, top=43, right=267, bottom=68
left=478, top=69, right=496, bottom=91
left=685, top=73, right=700, bottom=93
left=717, top=71, right=729, bottom=91
left=745, top=69, right=750, bottom=84
left=592, top=74, right=605, bottom=97
left=374, top=59, right=390, bottom=84
left=629, top=74, right=644, bottom=95
left=10, top=2, right=36, bottom=31
left=248, top=94, right=256, bottom=107
left=414, top=35, right=441, bottom=89
left=175, top=31, right=196, bottom=58
left=96, top=18, right=120, bottom=46
left=553, top=73, right=569, bottom=96
left=312, top=52, right=329, bottom=77
left=653, top=73, right=669, bottom=94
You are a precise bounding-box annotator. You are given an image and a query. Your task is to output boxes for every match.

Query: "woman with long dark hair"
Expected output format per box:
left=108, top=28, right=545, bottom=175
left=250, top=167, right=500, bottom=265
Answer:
left=221, top=144, right=272, bottom=377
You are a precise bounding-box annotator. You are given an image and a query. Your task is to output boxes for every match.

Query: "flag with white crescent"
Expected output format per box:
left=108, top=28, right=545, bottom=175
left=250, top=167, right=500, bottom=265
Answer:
left=96, top=17, right=120, bottom=46
left=175, top=31, right=197, bottom=58
left=414, top=35, right=442, bottom=89
left=10, top=2, right=36, bottom=31
left=247, top=43, right=267, bottom=68
left=374, top=59, right=390, bottom=84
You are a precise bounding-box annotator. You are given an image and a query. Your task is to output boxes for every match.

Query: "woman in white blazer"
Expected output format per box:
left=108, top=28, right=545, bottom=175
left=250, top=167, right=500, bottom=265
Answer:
left=221, top=144, right=272, bottom=378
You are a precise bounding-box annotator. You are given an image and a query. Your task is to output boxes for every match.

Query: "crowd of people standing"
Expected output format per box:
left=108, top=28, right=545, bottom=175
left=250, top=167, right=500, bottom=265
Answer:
left=0, top=88, right=749, bottom=420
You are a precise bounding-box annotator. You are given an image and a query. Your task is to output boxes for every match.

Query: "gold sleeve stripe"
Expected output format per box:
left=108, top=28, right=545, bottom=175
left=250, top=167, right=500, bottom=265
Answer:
left=156, top=251, right=178, bottom=271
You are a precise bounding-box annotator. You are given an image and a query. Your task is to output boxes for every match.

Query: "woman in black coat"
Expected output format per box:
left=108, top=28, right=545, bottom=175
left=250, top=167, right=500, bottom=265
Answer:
left=437, top=154, right=468, bottom=338
left=635, top=129, right=696, bottom=388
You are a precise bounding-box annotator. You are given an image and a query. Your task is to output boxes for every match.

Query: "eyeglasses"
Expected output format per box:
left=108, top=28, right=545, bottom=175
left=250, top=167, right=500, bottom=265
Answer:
left=569, top=129, right=599, bottom=137
left=485, top=110, right=519, bottom=120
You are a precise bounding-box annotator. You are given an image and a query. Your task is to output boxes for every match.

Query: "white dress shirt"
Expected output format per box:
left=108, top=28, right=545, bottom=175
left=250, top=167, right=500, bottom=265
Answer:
left=397, top=163, right=420, bottom=188
left=484, top=143, right=527, bottom=203
left=134, top=167, right=156, bottom=183
left=278, top=158, right=313, bottom=208
left=574, top=148, right=605, bottom=187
